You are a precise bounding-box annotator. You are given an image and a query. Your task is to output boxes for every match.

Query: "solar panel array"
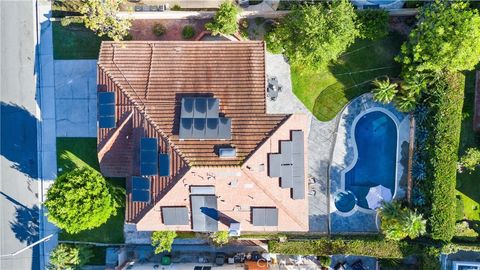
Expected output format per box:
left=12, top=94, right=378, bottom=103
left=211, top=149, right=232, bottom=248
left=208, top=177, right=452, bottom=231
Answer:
left=268, top=130, right=305, bottom=200
left=158, top=153, right=170, bottom=177
left=97, top=92, right=116, bottom=128
left=140, top=138, right=158, bottom=176
left=132, top=176, right=150, bottom=202
left=162, top=207, right=189, bottom=225
left=251, top=207, right=278, bottom=226
left=179, top=97, right=231, bottom=140
left=191, top=195, right=218, bottom=232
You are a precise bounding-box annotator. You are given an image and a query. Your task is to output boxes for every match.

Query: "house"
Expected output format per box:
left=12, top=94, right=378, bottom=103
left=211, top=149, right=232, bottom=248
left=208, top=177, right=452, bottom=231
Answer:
left=96, top=41, right=308, bottom=233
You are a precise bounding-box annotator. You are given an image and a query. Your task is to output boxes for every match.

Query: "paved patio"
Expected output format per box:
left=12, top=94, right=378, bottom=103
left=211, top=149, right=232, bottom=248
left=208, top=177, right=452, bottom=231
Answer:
left=265, top=53, right=337, bottom=233
left=54, top=60, right=97, bottom=137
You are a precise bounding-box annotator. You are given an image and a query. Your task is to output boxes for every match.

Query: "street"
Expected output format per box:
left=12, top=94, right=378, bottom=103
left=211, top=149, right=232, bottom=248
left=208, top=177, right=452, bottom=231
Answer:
left=1, top=0, right=40, bottom=269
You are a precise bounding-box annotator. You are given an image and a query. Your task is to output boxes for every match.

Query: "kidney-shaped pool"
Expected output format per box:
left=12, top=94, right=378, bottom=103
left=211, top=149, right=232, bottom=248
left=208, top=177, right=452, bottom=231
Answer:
left=338, top=110, right=398, bottom=212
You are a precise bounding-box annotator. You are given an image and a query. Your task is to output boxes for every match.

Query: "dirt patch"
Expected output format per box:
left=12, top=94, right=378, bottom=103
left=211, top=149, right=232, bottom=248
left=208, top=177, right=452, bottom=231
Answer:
left=130, top=19, right=212, bottom=41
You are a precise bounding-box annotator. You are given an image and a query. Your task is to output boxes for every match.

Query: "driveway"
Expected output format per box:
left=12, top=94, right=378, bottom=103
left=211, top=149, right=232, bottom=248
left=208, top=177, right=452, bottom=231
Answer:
left=55, top=60, right=97, bottom=137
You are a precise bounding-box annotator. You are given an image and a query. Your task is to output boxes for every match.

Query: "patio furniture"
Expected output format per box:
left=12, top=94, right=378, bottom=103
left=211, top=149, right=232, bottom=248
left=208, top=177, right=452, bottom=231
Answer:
left=267, top=87, right=278, bottom=101
left=149, top=5, right=158, bottom=11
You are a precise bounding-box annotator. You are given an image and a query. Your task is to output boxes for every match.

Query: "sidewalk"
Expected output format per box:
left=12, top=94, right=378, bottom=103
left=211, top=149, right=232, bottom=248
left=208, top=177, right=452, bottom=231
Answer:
left=36, top=0, right=59, bottom=268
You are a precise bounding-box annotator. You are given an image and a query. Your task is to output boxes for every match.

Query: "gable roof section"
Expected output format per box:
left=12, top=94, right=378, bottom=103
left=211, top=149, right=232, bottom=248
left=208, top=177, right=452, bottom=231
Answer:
left=97, top=41, right=288, bottom=166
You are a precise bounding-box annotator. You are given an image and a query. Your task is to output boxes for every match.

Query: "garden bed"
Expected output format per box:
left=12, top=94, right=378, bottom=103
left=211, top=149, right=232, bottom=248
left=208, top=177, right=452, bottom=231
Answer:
left=56, top=138, right=125, bottom=244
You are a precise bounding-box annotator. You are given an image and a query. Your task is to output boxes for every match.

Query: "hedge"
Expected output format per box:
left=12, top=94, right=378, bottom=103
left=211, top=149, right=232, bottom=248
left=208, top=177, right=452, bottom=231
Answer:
left=268, top=237, right=422, bottom=258
left=425, top=72, right=465, bottom=241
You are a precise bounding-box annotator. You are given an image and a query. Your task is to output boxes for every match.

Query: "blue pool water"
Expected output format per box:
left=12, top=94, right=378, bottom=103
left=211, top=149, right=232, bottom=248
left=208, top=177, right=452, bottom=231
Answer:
left=367, top=0, right=396, bottom=5
left=343, top=111, right=397, bottom=210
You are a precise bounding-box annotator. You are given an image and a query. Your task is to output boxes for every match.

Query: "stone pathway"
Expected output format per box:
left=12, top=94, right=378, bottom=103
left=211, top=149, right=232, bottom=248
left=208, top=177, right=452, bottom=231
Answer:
left=265, top=53, right=337, bottom=233
left=54, top=60, right=97, bottom=137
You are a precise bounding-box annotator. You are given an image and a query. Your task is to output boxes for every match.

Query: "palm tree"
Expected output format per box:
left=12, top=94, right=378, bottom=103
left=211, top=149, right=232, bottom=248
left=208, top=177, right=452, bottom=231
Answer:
left=402, top=210, right=427, bottom=239
left=371, top=77, right=398, bottom=104
left=395, top=91, right=417, bottom=112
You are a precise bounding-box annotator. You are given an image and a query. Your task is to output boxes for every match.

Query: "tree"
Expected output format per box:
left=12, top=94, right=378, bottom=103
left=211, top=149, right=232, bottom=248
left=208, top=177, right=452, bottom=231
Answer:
left=266, top=1, right=359, bottom=70
left=210, top=231, right=229, bottom=246
left=458, top=148, right=480, bottom=173
left=45, top=167, right=119, bottom=234
left=379, top=201, right=426, bottom=241
left=151, top=231, right=177, bottom=254
left=371, top=77, right=398, bottom=104
left=356, top=9, right=389, bottom=40
left=205, top=1, right=239, bottom=36
left=396, top=1, right=480, bottom=73
left=48, top=244, right=92, bottom=270
left=61, top=0, right=131, bottom=41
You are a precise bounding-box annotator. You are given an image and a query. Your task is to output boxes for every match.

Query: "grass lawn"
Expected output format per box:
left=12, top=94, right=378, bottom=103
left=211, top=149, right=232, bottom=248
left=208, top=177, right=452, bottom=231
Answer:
left=52, top=21, right=108, bottom=60
left=292, top=31, right=405, bottom=121
left=456, top=70, right=480, bottom=221
left=56, top=138, right=125, bottom=243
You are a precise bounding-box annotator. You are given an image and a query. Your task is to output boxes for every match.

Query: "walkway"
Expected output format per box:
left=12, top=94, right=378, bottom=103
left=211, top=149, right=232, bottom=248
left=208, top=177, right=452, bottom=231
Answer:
left=265, top=53, right=335, bottom=233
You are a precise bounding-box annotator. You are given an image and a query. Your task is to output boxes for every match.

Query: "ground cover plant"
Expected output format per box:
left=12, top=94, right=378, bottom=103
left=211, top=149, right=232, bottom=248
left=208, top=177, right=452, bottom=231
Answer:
left=56, top=138, right=125, bottom=243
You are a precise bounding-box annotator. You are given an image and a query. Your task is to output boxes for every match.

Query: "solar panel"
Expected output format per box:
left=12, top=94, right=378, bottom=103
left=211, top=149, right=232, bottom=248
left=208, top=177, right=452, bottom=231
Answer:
left=140, top=138, right=158, bottom=176
left=280, top=165, right=293, bottom=188
left=162, top=207, right=189, bottom=225
left=268, top=154, right=281, bottom=178
left=292, top=131, right=304, bottom=154
left=281, top=141, right=293, bottom=164
left=252, top=207, right=278, bottom=226
left=205, top=118, right=219, bottom=139
left=193, top=118, right=206, bottom=138
left=291, top=181, right=305, bottom=200
left=179, top=118, right=193, bottom=139
left=159, top=153, right=170, bottom=177
left=194, top=98, right=207, bottom=118
left=131, top=176, right=151, bottom=202
left=206, top=98, right=219, bottom=118
left=181, top=98, right=194, bottom=118
left=98, top=92, right=116, bottom=128
left=218, top=117, right=231, bottom=140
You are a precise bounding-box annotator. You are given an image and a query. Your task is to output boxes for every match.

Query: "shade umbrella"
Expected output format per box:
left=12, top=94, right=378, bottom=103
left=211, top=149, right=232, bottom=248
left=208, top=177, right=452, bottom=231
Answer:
left=366, top=185, right=392, bottom=209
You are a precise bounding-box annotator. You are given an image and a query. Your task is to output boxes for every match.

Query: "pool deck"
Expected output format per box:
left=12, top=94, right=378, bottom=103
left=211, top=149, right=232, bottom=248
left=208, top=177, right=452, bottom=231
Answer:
left=329, top=94, right=410, bottom=233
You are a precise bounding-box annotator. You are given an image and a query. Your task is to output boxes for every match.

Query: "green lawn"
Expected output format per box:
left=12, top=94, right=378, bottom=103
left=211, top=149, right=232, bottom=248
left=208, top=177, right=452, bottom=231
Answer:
left=56, top=138, right=125, bottom=243
left=456, top=70, right=480, bottom=222
left=292, top=31, right=405, bottom=121
left=52, top=22, right=108, bottom=60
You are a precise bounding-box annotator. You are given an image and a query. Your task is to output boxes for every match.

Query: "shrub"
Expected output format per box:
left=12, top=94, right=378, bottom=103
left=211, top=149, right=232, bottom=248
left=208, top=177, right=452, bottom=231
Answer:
left=318, top=256, right=332, bottom=267
left=210, top=231, right=229, bottom=246
left=266, top=0, right=359, bottom=70
left=45, top=167, right=119, bottom=234
left=356, top=9, right=389, bottom=40
left=151, top=231, right=177, bottom=254
left=371, top=77, right=398, bottom=104
left=182, top=25, right=196, bottom=39
left=379, top=201, right=426, bottom=241
left=458, top=147, right=480, bottom=173
left=424, top=72, right=465, bottom=241
left=152, top=23, right=166, bottom=37
left=171, top=4, right=182, bottom=11
left=205, top=1, right=239, bottom=36
left=420, top=246, right=441, bottom=270
left=49, top=244, right=93, bottom=270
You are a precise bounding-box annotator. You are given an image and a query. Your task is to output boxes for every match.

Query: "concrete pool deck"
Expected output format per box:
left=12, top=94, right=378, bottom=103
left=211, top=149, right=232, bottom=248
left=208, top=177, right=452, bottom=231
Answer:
left=329, top=94, right=410, bottom=233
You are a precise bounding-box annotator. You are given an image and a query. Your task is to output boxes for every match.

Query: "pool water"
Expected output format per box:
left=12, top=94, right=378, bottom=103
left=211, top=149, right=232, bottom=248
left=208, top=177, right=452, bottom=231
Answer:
left=343, top=111, right=397, bottom=210
left=367, top=0, right=396, bottom=5
left=334, top=191, right=357, bottom=213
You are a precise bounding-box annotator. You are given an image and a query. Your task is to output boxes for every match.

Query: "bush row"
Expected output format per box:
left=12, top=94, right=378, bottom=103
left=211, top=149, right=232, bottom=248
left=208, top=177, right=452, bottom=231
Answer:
left=424, top=72, right=465, bottom=241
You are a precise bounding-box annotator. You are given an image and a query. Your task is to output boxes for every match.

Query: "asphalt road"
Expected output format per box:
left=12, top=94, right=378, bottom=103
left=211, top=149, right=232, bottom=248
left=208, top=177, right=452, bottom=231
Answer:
left=1, top=0, right=40, bottom=269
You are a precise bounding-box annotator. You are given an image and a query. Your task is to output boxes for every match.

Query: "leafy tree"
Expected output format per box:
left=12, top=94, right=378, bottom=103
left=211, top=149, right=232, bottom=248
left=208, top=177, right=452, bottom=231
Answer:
left=205, top=1, right=239, bottom=36
left=48, top=244, right=92, bottom=270
left=371, top=77, right=398, bottom=104
left=379, top=201, right=427, bottom=241
left=210, top=231, right=229, bottom=246
left=266, top=1, right=359, bottom=70
left=356, top=9, right=389, bottom=40
left=45, top=167, right=119, bottom=234
left=61, top=0, right=131, bottom=41
left=396, top=1, right=480, bottom=73
left=151, top=231, right=177, bottom=254
left=458, top=148, right=480, bottom=173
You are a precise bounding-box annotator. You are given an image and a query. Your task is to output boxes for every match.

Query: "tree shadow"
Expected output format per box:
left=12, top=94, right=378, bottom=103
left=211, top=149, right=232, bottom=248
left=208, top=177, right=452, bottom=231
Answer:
left=0, top=102, right=39, bottom=179
left=10, top=205, right=40, bottom=245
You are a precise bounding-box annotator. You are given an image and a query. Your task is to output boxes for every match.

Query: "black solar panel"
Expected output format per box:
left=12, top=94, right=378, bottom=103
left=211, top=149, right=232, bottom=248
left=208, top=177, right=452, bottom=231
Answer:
left=131, top=176, right=150, bottom=202
left=140, top=138, right=158, bottom=176
left=206, top=98, right=219, bottom=118
left=98, top=92, right=116, bottom=128
left=158, top=153, right=170, bottom=177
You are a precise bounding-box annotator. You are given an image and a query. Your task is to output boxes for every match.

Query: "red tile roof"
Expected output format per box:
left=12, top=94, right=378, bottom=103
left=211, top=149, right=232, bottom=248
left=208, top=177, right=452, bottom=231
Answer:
left=98, top=41, right=288, bottom=167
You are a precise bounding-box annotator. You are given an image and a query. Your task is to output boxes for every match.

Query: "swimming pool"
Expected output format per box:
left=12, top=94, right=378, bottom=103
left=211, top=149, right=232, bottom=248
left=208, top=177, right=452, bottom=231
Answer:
left=341, top=110, right=397, bottom=210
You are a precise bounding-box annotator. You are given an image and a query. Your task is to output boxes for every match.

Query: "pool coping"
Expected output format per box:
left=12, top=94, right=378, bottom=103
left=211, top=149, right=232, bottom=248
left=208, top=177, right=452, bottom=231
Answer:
left=328, top=93, right=410, bottom=233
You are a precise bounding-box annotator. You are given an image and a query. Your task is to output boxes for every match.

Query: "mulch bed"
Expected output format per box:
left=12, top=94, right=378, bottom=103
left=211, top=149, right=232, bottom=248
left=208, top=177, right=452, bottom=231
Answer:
left=130, top=19, right=212, bottom=41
